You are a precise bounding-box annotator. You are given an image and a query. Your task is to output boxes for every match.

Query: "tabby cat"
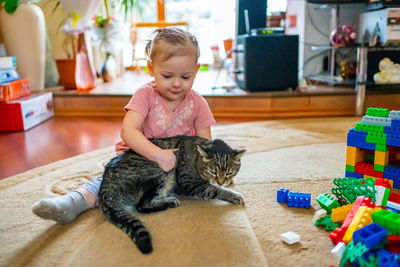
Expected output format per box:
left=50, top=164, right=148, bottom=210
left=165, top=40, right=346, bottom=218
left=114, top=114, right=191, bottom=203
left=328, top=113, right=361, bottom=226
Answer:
left=98, top=135, right=246, bottom=254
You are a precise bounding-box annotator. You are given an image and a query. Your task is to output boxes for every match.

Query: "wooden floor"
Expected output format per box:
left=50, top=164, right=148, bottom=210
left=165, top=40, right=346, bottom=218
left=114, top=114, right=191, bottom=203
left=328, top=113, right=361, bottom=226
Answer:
left=0, top=116, right=123, bottom=180
left=0, top=116, right=229, bottom=180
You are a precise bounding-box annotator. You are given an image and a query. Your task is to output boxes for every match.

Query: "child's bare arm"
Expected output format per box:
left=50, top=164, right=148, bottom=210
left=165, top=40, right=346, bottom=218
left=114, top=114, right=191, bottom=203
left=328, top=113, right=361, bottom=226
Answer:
left=195, top=127, right=212, bottom=140
left=121, top=110, right=177, bottom=171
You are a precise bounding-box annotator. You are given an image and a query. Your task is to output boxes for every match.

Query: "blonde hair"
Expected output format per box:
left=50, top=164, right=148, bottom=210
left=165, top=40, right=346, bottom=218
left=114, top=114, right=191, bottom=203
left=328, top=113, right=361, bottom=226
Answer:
left=145, top=28, right=200, bottom=63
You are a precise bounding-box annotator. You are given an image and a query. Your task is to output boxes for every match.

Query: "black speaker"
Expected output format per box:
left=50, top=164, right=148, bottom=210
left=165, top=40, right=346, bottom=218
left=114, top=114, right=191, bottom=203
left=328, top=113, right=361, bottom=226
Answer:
left=235, top=0, right=267, bottom=36
left=234, top=34, right=299, bottom=92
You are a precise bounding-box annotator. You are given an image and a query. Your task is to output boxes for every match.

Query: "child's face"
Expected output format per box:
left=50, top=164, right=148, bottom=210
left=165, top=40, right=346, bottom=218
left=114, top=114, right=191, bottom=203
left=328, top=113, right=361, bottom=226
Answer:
left=147, top=52, right=200, bottom=103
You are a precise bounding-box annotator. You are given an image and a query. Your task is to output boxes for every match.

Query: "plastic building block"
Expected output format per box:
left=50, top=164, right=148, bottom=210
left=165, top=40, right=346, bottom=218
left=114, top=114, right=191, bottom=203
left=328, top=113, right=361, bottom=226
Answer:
left=287, top=192, right=311, bottom=208
left=372, top=209, right=400, bottom=235
left=389, top=191, right=400, bottom=203
left=312, top=209, right=327, bottom=224
left=386, top=133, right=400, bottom=147
left=377, top=249, right=399, bottom=267
left=366, top=132, right=387, bottom=145
left=346, top=146, right=362, bottom=166
left=375, top=186, right=391, bottom=207
left=332, top=197, right=373, bottom=244
left=384, top=166, right=400, bottom=189
left=277, top=188, right=289, bottom=203
left=347, top=129, right=376, bottom=150
left=355, top=122, right=385, bottom=134
left=343, top=206, right=375, bottom=244
left=329, top=227, right=345, bottom=245
left=353, top=223, right=387, bottom=249
left=366, top=107, right=389, bottom=118
left=339, top=241, right=369, bottom=267
left=315, top=215, right=340, bottom=231
left=345, top=171, right=363, bottom=179
left=374, top=150, right=389, bottom=167
left=387, top=235, right=400, bottom=254
left=355, top=162, right=384, bottom=178
left=281, top=231, right=300, bottom=245
left=374, top=178, right=393, bottom=189
left=386, top=201, right=400, bottom=213
left=317, top=193, right=340, bottom=214
left=362, top=115, right=391, bottom=127
left=389, top=110, right=400, bottom=120
left=331, top=203, right=353, bottom=223
left=330, top=242, right=346, bottom=259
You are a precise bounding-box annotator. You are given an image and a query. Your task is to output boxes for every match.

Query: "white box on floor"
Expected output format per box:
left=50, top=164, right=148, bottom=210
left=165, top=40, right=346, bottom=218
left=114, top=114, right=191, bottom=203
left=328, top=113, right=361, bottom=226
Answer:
left=0, top=92, right=54, bottom=131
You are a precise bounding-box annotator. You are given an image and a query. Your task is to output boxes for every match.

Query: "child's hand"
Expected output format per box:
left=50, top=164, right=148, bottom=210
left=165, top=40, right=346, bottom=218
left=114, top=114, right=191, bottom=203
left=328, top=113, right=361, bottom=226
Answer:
left=155, top=148, right=179, bottom=172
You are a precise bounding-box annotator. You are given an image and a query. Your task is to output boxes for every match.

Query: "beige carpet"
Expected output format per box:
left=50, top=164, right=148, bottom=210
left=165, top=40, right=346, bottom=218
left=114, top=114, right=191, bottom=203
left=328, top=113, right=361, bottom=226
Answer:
left=0, top=117, right=367, bottom=267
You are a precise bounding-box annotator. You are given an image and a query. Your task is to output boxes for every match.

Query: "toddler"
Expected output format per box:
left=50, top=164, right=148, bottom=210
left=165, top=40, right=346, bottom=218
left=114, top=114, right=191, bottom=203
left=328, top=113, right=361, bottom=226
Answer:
left=32, top=28, right=216, bottom=224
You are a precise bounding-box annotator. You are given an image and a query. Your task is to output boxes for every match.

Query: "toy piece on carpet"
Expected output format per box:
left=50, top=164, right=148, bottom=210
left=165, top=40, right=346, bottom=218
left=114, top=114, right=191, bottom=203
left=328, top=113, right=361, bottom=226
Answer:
left=281, top=231, right=300, bottom=245
left=276, top=188, right=311, bottom=208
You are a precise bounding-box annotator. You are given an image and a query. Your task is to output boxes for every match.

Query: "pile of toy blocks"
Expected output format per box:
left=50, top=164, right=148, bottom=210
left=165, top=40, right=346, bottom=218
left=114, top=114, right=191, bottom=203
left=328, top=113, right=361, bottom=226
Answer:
left=314, top=183, right=400, bottom=266
left=346, top=107, right=400, bottom=189
left=312, top=108, right=400, bottom=266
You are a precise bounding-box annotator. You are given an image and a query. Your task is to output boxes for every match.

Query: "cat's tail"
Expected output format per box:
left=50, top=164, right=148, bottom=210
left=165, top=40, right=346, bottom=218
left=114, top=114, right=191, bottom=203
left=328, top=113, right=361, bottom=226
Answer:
left=99, top=200, right=153, bottom=254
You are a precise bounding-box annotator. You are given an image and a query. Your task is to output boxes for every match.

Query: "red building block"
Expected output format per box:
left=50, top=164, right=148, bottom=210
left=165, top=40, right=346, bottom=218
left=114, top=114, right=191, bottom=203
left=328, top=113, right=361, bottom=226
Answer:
left=389, top=192, right=400, bottom=204
left=355, top=162, right=384, bottom=178
left=387, top=235, right=400, bottom=254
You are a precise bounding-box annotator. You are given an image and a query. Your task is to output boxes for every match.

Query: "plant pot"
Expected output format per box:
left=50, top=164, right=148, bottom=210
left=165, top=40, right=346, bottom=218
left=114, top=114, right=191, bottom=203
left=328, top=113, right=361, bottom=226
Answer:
left=55, top=58, right=76, bottom=89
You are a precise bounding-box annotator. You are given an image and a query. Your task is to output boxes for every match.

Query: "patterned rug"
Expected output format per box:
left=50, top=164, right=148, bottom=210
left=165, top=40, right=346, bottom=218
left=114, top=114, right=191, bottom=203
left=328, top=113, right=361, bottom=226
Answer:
left=1, top=117, right=366, bottom=266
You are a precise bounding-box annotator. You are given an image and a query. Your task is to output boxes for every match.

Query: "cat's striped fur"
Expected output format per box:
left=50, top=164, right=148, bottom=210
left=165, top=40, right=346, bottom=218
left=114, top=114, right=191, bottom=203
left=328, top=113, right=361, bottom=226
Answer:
left=98, top=135, right=246, bottom=254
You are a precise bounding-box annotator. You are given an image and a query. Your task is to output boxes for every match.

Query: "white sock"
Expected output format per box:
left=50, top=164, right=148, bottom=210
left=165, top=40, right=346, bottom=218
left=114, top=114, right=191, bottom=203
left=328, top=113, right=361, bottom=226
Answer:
left=32, top=191, right=87, bottom=224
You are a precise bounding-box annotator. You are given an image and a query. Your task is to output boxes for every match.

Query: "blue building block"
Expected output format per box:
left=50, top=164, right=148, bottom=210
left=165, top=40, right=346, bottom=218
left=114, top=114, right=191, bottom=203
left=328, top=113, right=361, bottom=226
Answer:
left=377, top=249, right=399, bottom=267
left=287, top=192, right=311, bottom=209
left=353, top=223, right=387, bottom=249
left=384, top=166, right=400, bottom=189
left=345, top=171, right=364, bottom=179
left=277, top=188, right=289, bottom=203
left=347, top=129, right=376, bottom=150
left=392, top=119, right=400, bottom=127
left=386, top=134, right=400, bottom=147
left=384, top=126, right=400, bottom=136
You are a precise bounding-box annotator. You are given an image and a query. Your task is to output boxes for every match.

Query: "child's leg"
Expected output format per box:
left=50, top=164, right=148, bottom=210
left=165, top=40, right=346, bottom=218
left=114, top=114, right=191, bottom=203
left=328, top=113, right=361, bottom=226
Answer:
left=32, top=176, right=103, bottom=224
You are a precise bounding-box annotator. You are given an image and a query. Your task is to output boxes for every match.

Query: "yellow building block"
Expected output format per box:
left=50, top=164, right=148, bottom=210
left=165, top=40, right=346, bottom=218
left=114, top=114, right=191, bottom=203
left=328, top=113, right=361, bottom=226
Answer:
left=342, top=206, right=381, bottom=244
left=346, top=146, right=362, bottom=166
left=374, top=150, right=389, bottom=166
left=331, top=204, right=353, bottom=223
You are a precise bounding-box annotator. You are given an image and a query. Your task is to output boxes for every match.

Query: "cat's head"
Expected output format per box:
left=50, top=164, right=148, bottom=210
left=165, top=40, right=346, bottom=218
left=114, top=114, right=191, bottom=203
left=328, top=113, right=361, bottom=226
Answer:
left=196, top=139, right=246, bottom=186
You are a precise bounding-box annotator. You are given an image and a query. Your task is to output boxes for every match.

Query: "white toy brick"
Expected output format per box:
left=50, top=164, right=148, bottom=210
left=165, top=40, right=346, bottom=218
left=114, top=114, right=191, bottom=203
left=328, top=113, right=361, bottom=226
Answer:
left=312, top=209, right=327, bottom=224
left=331, top=242, right=346, bottom=259
left=281, top=231, right=300, bottom=245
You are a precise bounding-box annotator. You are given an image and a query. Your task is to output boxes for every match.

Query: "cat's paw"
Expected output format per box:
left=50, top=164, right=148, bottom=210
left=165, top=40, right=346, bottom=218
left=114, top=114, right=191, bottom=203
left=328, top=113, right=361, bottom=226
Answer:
left=229, top=192, right=244, bottom=206
left=166, top=197, right=180, bottom=208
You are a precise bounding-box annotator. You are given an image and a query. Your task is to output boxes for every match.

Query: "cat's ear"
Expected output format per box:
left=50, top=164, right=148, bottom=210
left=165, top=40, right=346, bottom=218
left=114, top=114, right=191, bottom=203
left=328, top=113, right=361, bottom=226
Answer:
left=196, top=145, right=213, bottom=163
left=233, top=149, right=246, bottom=163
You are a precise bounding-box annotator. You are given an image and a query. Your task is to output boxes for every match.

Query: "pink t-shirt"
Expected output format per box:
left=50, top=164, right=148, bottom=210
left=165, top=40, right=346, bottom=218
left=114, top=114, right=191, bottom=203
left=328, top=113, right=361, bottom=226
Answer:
left=115, top=81, right=216, bottom=154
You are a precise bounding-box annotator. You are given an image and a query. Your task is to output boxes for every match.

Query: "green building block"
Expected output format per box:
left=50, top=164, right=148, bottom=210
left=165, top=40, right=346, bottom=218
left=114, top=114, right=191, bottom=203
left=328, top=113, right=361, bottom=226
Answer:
left=375, top=144, right=388, bottom=152
left=314, top=215, right=340, bottom=231
left=355, top=122, right=384, bottom=134
left=366, top=132, right=387, bottom=145
left=372, top=209, right=400, bottom=235
left=374, top=164, right=385, bottom=172
left=346, top=165, right=355, bottom=172
left=316, top=193, right=340, bottom=214
left=366, top=107, right=389, bottom=117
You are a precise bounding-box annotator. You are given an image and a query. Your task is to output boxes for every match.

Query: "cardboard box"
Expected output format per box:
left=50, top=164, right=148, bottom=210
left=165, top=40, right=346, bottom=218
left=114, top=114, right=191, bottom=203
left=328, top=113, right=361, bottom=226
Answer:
left=0, top=79, right=31, bottom=101
left=0, top=92, right=54, bottom=131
